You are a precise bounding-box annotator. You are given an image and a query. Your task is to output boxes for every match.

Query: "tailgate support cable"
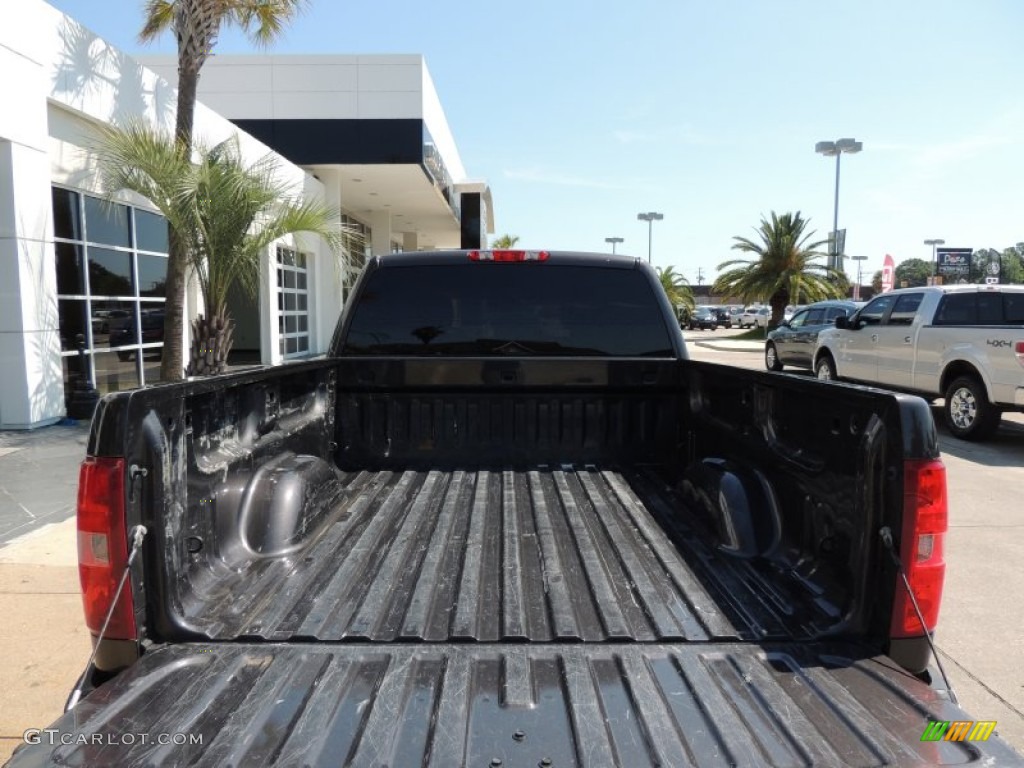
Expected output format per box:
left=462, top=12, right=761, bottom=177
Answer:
left=879, top=526, right=958, bottom=705
left=67, top=525, right=147, bottom=712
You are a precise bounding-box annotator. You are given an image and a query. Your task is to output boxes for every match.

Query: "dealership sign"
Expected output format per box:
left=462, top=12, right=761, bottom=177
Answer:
left=881, top=254, right=895, bottom=293
left=936, top=248, right=972, bottom=283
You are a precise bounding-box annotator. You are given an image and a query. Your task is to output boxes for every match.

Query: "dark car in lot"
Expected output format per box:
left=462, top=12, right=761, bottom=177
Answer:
left=709, top=305, right=732, bottom=327
left=765, top=299, right=861, bottom=371
left=109, top=309, right=164, bottom=361
left=687, top=305, right=718, bottom=330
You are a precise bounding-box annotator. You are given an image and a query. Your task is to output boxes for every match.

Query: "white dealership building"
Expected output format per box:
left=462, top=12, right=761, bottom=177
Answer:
left=0, top=0, right=493, bottom=429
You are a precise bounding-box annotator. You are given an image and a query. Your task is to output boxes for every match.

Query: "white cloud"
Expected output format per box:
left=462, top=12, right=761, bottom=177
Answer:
left=611, top=124, right=721, bottom=147
left=872, top=108, right=1022, bottom=173
left=502, top=167, right=632, bottom=190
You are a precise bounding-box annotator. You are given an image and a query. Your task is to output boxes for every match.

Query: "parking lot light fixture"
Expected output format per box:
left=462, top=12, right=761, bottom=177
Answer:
left=850, top=255, right=868, bottom=300
left=636, top=212, right=664, bottom=264
left=924, top=239, right=945, bottom=275
left=604, top=236, right=624, bottom=255
left=816, top=138, right=863, bottom=272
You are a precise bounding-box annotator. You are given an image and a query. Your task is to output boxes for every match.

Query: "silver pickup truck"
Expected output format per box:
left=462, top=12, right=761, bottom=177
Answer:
left=814, top=284, right=1024, bottom=440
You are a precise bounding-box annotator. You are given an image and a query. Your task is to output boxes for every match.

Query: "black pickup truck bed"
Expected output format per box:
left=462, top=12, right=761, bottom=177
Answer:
left=194, top=466, right=819, bottom=644
left=11, top=254, right=1023, bottom=767
left=25, top=641, right=1013, bottom=767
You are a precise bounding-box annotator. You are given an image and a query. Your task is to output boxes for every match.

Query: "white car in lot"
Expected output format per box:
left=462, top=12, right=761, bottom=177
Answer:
left=739, top=306, right=770, bottom=328
left=814, top=284, right=1024, bottom=440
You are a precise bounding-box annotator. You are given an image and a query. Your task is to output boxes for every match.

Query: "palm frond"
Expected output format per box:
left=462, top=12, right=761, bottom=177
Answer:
left=139, top=0, right=176, bottom=41
left=94, top=121, right=342, bottom=322
left=231, top=0, right=309, bottom=46
left=715, top=211, right=843, bottom=308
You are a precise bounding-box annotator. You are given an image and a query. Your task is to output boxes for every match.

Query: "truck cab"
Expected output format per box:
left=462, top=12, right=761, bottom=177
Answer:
left=815, top=285, right=1024, bottom=440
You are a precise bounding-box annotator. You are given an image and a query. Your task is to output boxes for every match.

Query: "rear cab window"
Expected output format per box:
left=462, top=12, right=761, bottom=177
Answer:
left=342, top=263, right=675, bottom=356
left=1005, top=293, right=1024, bottom=324
left=933, top=290, right=1024, bottom=325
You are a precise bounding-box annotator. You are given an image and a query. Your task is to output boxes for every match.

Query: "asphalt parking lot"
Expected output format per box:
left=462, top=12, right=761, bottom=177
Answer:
left=1, top=335, right=1021, bottom=760
left=688, top=327, right=1024, bottom=751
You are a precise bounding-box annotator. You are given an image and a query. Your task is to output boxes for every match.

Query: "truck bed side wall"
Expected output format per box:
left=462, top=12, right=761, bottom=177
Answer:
left=84, top=358, right=929, bottom=651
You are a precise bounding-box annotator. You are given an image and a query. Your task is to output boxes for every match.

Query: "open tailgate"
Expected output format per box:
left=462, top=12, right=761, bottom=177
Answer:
left=9, top=642, right=1022, bottom=767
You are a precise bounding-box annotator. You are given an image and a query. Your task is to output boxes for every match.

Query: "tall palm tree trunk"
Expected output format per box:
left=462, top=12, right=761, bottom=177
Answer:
left=158, top=66, right=200, bottom=382
left=159, top=0, right=208, bottom=381
left=187, top=305, right=234, bottom=377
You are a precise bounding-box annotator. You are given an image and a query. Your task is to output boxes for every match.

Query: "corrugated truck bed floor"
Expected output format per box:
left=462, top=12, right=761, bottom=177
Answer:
left=181, top=467, right=820, bottom=643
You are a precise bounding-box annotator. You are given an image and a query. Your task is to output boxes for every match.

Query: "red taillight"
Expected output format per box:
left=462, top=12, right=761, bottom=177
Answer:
left=78, top=457, right=136, bottom=639
left=468, top=250, right=549, bottom=262
left=1015, top=341, right=1024, bottom=367
left=890, top=459, right=947, bottom=638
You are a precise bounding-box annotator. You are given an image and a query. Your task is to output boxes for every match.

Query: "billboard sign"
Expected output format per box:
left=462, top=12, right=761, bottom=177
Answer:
left=972, top=249, right=1001, bottom=284
left=828, top=229, right=847, bottom=271
left=881, top=254, right=896, bottom=293
left=936, top=248, right=972, bottom=284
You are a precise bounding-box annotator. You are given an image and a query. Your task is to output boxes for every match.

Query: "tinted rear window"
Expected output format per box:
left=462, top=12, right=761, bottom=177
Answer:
left=342, top=264, right=674, bottom=356
left=1004, top=293, right=1024, bottom=324
left=934, top=292, right=1024, bottom=325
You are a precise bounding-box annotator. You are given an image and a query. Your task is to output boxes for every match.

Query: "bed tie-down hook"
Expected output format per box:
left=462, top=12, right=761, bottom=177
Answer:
left=129, top=464, right=148, bottom=503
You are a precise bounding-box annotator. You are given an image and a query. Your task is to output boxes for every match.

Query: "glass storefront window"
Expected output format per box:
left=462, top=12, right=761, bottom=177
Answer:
left=135, top=209, right=169, bottom=253
left=137, top=253, right=169, bottom=296
left=52, top=188, right=82, bottom=241
left=53, top=187, right=169, bottom=397
left=276, top=245, right=312, bottom=359
left=93, top=351, right=140, bottom=395
left=58, top=299, right=89, bottom=351
left=88, top=248, right=134, bottom=296
left=83, top=196, right=131, bottom=247
left=55, top=242, right=85, bottom=296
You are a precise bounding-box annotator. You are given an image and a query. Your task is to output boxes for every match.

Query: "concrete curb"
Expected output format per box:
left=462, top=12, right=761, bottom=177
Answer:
left=691, top=340, right=765, bottom=352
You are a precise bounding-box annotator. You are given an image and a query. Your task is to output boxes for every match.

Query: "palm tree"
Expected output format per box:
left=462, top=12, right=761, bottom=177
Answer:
left=140, top=0, right=309, bottom=380
left=655, top=266, right=695, bottom=317
left=95, top=121, right=342, bottom=376
left=491, top=234, right=520, bottom=249
left=714, top=211, right=841, bottom=327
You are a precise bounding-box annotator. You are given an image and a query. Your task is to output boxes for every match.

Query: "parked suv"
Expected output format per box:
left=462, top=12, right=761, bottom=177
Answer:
left=739, top=305, right=769, bottom=328
left=688, top=306, right=718, bottom=330
left=815, top=284, right=1024, bottom=439
left=765, top=300, right=861, bottom=371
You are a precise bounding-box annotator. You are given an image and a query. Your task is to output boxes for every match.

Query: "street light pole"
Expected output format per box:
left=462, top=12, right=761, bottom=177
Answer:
left=604, top=236, right=624, bottom=255
left=924, top=238, right=945, bottom=278
left=850, top=255, right=868, bottom=301
left=636, top=212, right=664, bottom=264
left=815, top=138, right=863, bottom=273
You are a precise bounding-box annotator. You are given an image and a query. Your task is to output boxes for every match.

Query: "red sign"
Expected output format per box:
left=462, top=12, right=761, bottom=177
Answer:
left=881, top=254, right=896, bottom=293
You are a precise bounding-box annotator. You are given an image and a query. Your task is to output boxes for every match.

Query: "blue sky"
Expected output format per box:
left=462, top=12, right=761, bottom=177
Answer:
left=48, top=0, right=1024, bottom=285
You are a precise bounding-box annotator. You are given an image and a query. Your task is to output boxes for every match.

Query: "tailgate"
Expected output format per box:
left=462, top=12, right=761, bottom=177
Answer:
left=10, top=643, right=1022, bottom=767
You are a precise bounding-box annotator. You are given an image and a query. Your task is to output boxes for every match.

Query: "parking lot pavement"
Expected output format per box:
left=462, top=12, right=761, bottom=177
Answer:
left=0, top=519, right=90, bottom=764
left=0, top=424, right=91, bottom=763
left=0, top=422, right=89, bottom=546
